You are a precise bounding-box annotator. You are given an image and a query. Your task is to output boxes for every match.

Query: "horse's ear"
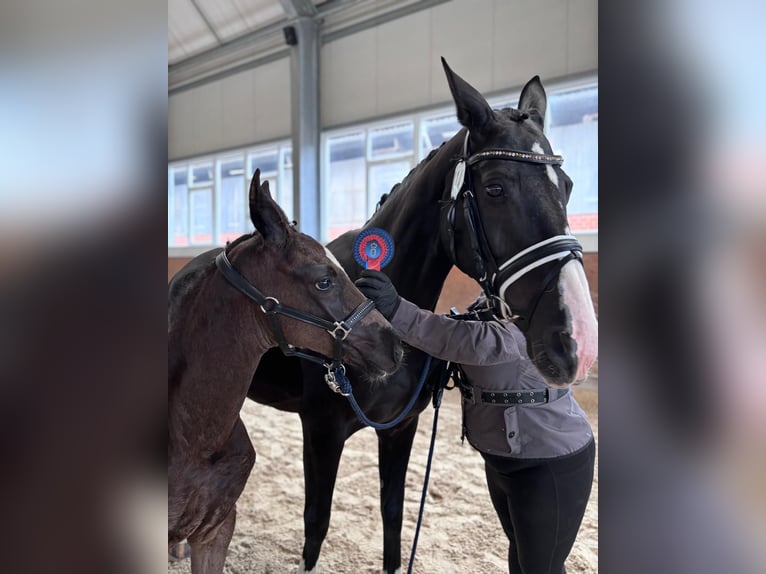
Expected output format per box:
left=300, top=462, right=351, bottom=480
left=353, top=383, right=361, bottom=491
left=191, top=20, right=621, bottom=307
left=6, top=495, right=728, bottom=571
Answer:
left=249, top=168, right=290, bottom=243
left=441, top=57, right=494, bottom=131
left=518, top=76, right=547, bottom=129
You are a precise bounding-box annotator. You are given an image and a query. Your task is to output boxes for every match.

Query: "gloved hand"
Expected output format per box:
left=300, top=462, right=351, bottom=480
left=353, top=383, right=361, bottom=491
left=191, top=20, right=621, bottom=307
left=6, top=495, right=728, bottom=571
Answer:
left=355, top=270, right=401, bottom=320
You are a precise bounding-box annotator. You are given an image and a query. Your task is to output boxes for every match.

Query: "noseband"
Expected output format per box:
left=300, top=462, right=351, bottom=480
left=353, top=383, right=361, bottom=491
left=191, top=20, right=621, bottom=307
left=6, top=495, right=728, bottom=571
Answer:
left=215, top=251, right=375, bottom=383
left=446, top=131, right=583, bottom=330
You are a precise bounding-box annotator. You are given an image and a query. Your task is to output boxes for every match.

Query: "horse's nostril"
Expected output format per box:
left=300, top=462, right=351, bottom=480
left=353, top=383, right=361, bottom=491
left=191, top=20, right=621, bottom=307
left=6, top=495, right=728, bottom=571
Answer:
left=559, top=331, right=577, bottom=356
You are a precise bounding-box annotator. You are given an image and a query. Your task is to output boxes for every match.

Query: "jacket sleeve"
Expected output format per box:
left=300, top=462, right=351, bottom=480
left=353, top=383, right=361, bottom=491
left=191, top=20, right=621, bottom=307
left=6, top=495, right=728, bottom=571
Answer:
left=389, top=299, right=524, bottom=366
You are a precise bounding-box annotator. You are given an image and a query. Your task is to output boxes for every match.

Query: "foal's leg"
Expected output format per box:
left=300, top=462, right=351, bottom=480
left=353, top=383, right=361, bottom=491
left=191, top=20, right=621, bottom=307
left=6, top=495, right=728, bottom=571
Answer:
left=377, top=417, right=420, bottom=574
left=189, top=507, right=237, bottom=574
left=300, top=414, right=347, bottom=572
left=188, top=417, right=255, bottom=574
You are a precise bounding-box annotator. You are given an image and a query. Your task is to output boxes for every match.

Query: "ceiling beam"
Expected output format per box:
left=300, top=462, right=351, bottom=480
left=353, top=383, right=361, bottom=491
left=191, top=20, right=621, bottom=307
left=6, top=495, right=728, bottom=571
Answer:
left=189, top=0, right=223, bottom=45
left=277, top=0, right=318, bottom=20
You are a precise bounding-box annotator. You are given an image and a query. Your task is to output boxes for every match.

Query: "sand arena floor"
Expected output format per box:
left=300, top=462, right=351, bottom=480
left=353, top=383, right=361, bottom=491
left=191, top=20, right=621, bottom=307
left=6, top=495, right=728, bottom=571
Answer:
left=169, top=382, right=598, bottom=574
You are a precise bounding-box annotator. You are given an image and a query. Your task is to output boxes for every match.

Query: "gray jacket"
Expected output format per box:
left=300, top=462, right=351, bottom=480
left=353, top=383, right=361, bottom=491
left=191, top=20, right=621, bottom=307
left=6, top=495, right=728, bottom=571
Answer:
left=391, top=299, right=593, bottom=459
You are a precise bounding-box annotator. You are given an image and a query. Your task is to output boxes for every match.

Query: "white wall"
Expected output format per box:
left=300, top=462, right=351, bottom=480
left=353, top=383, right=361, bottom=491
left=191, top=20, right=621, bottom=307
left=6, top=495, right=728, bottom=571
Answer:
left=321, top=0, right=597, bottom=127
left=169, top=57, right=291, bottom=160
left=168, top=0, right=597, bottom=160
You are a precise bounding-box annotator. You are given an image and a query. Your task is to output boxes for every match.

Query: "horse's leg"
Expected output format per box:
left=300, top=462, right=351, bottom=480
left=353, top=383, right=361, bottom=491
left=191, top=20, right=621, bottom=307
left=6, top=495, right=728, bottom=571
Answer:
left=188, top=506, right=236, bottom=574
left=377, top=417, right=420, bottom=574
left=300, top=414, right=347, bottom=572
left=187, top=417, right=255, bottom=574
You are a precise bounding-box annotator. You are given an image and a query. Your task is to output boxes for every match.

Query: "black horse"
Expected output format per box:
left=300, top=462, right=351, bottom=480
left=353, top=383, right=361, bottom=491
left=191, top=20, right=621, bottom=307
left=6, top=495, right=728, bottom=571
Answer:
left=247, top=59, right=598, bottom=573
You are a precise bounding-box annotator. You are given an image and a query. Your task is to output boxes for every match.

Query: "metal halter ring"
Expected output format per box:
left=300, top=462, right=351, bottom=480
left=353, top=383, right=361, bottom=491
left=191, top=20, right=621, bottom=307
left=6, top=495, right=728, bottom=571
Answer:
left=259, top=296, right=280, bottom=314
left=327, top=321, right=352, bottom=341
left=324, top=364, right=350, bottom=396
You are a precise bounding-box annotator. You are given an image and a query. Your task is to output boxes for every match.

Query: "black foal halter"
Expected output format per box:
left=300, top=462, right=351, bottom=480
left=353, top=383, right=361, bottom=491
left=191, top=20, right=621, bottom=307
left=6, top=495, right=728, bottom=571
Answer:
left=446, top=131, right=583, bottom=330
left=215, top=251, right=375, bottom=386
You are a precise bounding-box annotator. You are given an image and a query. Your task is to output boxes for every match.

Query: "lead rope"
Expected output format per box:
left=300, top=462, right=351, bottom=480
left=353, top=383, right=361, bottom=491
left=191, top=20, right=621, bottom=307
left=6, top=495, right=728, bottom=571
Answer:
left=407, top=361, right=453, bottom=574
left=331, top=355, right=433, bottom=431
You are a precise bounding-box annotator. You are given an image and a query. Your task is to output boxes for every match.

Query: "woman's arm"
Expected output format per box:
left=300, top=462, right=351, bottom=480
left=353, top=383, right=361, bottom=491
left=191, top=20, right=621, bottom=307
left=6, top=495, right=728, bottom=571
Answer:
left=390, top=299, right=523, bottom=366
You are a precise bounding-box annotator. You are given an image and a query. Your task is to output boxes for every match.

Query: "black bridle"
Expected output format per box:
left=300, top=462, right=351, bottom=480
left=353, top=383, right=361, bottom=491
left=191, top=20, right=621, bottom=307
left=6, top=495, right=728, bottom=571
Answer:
left=215, top=250, right=375, bottom=388
left=446, top=131, right=584, bottom=330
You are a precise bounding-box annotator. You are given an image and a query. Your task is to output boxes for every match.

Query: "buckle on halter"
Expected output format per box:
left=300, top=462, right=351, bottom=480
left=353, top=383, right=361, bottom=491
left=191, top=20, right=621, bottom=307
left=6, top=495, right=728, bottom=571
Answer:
left=327, top=321, right=351, bottom=341
left=259, top=296, right=279, bottom=314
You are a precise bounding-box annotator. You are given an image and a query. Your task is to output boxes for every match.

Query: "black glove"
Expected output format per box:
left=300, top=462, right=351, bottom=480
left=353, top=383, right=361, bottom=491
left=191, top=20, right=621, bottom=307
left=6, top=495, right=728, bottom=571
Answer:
left=355, top=270, right=401, bottom=320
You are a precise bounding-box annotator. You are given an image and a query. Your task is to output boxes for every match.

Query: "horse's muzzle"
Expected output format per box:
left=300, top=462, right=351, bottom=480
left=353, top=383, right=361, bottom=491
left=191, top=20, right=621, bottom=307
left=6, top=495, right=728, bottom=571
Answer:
left=346, top=324, right=404, bottom=379
left=531, top=328, right=579, bottom=388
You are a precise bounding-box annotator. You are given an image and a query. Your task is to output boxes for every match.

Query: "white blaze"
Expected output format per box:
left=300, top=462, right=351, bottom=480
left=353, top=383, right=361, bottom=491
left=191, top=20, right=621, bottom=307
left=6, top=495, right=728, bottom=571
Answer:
left=324, top=246, right=349, bottom=278
left=559, top=260, right=598, bottom=381
left=532, top=142, right=559, bottom=189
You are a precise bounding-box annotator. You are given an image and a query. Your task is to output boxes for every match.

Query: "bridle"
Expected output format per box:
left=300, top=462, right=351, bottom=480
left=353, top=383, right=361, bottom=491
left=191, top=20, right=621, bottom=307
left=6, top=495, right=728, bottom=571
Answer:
left=215, top=250, right=375, bottom=388
left=446, top=131, right=583, bottom=330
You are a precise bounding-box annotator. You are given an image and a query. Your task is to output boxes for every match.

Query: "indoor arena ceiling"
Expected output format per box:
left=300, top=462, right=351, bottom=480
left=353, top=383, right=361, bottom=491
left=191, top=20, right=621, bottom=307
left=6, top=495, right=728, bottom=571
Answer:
left=169, top=0, right=318, bottom=65
left=168, top=0, right=448, bottom=93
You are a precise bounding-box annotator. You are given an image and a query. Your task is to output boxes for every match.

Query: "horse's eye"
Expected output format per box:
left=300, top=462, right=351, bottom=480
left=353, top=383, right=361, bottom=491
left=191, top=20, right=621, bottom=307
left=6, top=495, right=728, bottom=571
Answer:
left=315, top=278, right=333, bottom=291
left=485, top=184, right=503, bottom=197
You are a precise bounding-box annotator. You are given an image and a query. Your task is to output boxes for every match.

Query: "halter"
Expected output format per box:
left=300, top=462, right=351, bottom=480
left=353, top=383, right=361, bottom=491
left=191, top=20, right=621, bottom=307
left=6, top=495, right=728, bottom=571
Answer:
left=215, top=251, right=376, bottom=386
left=446, top=131, right=583, bottom=329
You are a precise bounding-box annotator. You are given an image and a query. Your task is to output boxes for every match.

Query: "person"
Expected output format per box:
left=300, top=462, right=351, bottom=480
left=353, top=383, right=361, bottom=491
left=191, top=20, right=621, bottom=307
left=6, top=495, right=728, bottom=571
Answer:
left=355, top=270, right=595, bottom=574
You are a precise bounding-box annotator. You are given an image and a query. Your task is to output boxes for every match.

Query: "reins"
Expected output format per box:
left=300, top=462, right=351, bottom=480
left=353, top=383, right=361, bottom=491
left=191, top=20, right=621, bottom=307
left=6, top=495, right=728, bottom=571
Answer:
left=215, top=250, right=375, bottom=380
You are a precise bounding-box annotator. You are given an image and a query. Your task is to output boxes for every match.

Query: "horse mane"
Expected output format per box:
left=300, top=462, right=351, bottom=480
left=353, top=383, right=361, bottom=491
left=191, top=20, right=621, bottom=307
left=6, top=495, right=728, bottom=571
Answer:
left=224, top=232, right=255, bottom=253
left=169, top=231, right=263, bottom=394
left=371, top=142, right=445, bottom=217
left=169, top=232, right=258, bottom=336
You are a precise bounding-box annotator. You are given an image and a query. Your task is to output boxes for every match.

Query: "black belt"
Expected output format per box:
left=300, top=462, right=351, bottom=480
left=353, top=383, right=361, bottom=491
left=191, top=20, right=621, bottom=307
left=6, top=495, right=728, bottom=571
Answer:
left=461, top=387, right=569, bottom=405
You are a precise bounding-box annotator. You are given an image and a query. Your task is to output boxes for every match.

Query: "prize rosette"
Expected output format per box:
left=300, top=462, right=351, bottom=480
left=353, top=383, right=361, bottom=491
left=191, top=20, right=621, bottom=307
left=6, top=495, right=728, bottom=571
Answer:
left=353, top=228, right=394, bottom=271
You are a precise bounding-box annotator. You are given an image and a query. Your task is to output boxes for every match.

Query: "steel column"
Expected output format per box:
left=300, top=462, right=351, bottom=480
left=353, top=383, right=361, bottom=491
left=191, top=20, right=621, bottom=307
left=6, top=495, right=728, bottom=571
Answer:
left=288, top=16, right=320, bottom=238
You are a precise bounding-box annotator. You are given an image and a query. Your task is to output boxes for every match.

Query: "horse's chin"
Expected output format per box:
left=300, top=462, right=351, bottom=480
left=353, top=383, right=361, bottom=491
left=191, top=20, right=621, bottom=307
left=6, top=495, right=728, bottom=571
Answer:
left=365, top=369, right=393, bottom=385
left=344, top=356, right=402, bottom=385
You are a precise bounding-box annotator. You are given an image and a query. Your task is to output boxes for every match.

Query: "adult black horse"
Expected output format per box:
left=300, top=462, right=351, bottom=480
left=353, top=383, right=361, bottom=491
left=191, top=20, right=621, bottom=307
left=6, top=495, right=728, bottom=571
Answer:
left=247, top=59, right=598, bottom=573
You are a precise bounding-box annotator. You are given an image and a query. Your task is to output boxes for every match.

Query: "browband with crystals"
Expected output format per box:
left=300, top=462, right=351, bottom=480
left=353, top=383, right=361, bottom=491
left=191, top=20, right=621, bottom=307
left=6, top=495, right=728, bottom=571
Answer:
left=468, top=149, right=563, bottom=166
left=461, top=130, right=564, bottom=166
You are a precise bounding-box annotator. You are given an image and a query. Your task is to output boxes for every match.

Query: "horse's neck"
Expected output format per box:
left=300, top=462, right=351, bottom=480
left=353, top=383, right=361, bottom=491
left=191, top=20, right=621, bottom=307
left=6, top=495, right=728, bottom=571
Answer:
left=363, top=139, right=460, bottom=310
left=169, top=269, right=269, bottom=448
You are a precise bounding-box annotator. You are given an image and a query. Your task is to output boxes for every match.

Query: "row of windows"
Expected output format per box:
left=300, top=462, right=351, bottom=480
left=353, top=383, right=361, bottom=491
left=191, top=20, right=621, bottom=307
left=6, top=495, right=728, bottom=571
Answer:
left=168, top=145, right=292, bottom=247
left=168, top=82, right=597, bottom=249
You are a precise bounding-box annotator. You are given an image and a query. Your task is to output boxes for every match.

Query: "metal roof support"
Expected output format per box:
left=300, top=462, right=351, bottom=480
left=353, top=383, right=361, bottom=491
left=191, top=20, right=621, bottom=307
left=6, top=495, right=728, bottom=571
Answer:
left=288, top=16, right=321, bottom=238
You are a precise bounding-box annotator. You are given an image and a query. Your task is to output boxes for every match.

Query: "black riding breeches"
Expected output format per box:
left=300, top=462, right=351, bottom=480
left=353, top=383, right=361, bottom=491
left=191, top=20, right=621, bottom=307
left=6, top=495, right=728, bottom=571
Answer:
left=482, top=439, right=595, bottom=574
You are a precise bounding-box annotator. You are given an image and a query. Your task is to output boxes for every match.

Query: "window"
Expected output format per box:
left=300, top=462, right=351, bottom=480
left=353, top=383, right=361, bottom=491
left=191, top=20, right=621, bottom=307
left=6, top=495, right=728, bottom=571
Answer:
left=248, top=144, right=294, bottom=226
left=168, top=140, right=291, bottom=250
left=189, top=187, right=213, bottom=245
left=368, top=161, right=411, bottom=214
left=420, top=113, right=461, bottom=159
left=323, top=121, right=416, bottom=241
left=546, top=86, right=598, bottom=232
left=278, top=149, right=293, bottom=223
left=326, top=131, right=367, bottom=240
left=187, top=162, right=214, bottom=245
left=169, top=168, right=188, bottom=247
left=368, top=122, right=413, bottom=160
left=168, top=78, right=597, bottom=253
left=217, top=157, right=246, bottom=244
